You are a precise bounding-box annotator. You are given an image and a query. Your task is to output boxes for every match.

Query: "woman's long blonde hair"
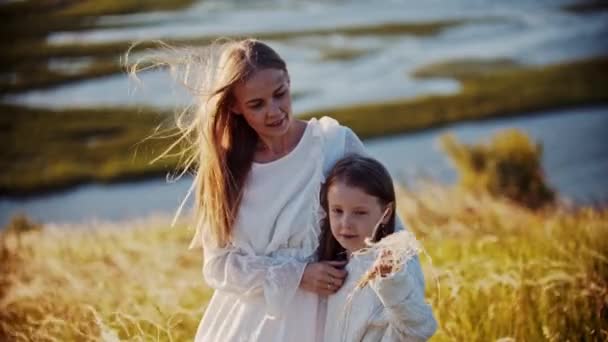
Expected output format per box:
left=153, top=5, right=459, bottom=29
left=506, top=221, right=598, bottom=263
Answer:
left=127, top=39, right=288, bottom=248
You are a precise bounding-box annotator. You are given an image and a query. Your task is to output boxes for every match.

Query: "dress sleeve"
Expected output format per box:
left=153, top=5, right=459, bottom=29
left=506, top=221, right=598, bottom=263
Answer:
left=201, top=230, right=308, bottom=319
left=343, top=127, right=407, bottom=232
left=369, top=256, right=438, bottom=341
left=343, top=126, right=368, bottom=156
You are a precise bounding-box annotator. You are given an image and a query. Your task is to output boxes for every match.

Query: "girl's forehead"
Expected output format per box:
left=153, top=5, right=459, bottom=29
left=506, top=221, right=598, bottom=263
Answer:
left=328, top=182, right=379, bottom=204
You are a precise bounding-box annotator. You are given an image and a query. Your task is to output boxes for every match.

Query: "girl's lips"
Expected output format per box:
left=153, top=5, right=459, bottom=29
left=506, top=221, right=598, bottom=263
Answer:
left=340, top=234, right=358, bottom=239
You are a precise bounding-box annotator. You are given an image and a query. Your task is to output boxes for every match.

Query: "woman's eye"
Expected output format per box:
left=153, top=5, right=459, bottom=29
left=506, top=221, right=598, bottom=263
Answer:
left=250, top=102, right=263, bottom=109
left=354, top=211, right=368, bottom=216
left=331, top=208, right=343, bottom=214
left=274, top=91, right=286, bottom=98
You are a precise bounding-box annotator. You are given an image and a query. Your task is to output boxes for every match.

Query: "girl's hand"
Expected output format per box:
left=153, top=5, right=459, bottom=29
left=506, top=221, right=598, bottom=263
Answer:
left=356, top=250, right=396, bottom=290
left=300, top=261, right=348, bottom=296
left=370, top=249, right=395, bottom=279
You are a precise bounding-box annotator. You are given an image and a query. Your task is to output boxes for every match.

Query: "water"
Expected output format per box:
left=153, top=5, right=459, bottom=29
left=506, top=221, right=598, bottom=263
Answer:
left=1, top=105, right=606, bottom=227
left=3, top=0, right=608, bottom=112
left=366, top=106, right=608, bottom=203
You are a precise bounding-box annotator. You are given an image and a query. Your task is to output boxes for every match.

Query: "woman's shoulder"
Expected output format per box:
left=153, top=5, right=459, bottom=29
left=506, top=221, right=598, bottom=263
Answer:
left=308, top=115, right=347, bottom=132
left=306, top=115, right=366, bottom=176
left=316, top=115, right=340, bottom=128
left=307, top=115, right=352, bottom=148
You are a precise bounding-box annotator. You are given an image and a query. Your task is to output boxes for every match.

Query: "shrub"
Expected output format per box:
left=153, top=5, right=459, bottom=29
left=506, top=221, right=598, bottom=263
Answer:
left=440, top=129, right=555, bottom=209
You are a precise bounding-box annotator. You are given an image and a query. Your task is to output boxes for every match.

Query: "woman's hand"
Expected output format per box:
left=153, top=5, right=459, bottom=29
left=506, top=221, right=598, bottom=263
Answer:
left=300, top=261, right=348, bottom=296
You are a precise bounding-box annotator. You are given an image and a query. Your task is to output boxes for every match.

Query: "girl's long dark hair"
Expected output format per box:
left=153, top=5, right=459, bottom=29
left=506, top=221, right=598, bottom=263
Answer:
left=318, top=154, right=397, bottom=261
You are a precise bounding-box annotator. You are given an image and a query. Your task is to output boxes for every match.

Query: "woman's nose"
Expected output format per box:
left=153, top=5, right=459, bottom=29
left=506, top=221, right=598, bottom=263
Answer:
left=268, top=99, right=283, bottom=117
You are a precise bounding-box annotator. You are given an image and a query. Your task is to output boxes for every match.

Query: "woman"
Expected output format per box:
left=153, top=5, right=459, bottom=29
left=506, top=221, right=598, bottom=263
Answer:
left=142, top=38, right=414, bottom=341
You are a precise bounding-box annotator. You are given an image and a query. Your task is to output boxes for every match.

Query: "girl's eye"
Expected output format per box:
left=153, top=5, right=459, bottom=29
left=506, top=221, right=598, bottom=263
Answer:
left=354, top=210, right=368, bottom=216
left=331, top=208, right=343, bottom=214
left=274, top=91, right=286, bottom=98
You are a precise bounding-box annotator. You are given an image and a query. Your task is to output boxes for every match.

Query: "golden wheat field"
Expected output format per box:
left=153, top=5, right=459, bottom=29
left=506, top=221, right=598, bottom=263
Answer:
left=1, top=186, right=606, bottom=341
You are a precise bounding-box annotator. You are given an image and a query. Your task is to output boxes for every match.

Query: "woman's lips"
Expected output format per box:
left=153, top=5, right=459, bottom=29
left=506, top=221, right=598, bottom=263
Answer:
left=267, top=116, right=286, bottom=127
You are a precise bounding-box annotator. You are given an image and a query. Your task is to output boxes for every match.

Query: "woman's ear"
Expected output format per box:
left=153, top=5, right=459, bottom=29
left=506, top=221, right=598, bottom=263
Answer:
left=230, top=104, right=242, bottom=116
left=229, top=96, right=242, bottom=116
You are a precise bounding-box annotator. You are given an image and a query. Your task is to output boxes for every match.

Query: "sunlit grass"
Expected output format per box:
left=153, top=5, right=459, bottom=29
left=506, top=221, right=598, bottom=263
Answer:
left=1, top=186, right=606, bottom=340
left=397, top=184, right=608, bottom=341
left=0, top=215, right=211, bottom=341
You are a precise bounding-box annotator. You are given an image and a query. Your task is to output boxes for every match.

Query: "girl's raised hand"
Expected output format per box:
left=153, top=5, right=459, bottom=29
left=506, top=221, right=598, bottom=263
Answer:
left=372, top=249, right=395, bottom=278
left=356, top=249, right=396, bottom=290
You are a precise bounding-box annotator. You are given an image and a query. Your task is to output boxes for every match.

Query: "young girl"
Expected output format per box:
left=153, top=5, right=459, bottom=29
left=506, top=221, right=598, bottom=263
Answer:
left=319, top=154, right=437, bottom=342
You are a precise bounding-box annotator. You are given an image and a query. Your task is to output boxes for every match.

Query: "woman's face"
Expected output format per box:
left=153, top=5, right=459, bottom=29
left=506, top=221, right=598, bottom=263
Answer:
left=231, top=68, right=292, bottom=139
left=327, top=181, right=391, bottom=253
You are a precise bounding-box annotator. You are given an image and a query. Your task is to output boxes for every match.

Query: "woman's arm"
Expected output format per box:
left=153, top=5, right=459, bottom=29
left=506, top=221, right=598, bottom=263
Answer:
left=369, top=256, right=438, bottom=341
left=201, top=231, right=307, bottom=318
left=202, top=231, right=346, bottom=318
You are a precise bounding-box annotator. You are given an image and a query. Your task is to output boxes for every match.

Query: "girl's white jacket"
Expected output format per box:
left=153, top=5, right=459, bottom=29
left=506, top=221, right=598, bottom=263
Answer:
left=323, top=254, right=437, bottom=342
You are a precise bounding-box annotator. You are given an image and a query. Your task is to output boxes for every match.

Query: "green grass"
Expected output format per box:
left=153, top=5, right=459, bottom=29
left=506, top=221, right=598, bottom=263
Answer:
left=0, top=20, right=466, bottom=67
left=301, top=56, right=608, bottom=139
left=0, top=0, right=195, bottom=92
left=0, top=15, right=468, bottom=92
left=1, top=58, right=123, bottom=94
left=2, top=56, right=607, bottom=195
left=55, top=0, right=198, bottom=16
left=318, top=46, right=375, bottom=62
left=0, top=105, right=182, bottom=196
left=0, top=0, right=197, bottom=48
left=0, top=21, right=465, bottom=62
left=562, top=0, right=608, bottom=13
left=0, top=185, right=606, bottom=340
left=0, top=0, right=196, bottom=17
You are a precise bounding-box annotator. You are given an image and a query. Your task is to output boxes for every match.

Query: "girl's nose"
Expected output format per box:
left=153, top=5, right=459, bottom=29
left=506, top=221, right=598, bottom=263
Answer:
left=339, top=215, right=354, bottom=232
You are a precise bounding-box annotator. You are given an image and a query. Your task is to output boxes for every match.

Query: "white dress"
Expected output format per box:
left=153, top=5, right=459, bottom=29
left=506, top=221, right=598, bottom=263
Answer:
left=323, top=254, right=437, bottom=342
left=193, top=116, right=365, bottom=342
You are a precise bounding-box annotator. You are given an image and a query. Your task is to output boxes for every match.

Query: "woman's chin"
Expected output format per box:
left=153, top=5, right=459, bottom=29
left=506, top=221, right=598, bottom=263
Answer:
left=265, top=116, right=291, bottom=136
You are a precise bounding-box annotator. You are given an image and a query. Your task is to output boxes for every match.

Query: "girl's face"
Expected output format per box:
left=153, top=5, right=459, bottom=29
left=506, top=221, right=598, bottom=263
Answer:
left=327, top=181, right=391, bottom=254
left=231, top=68, right=292, bottom=139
